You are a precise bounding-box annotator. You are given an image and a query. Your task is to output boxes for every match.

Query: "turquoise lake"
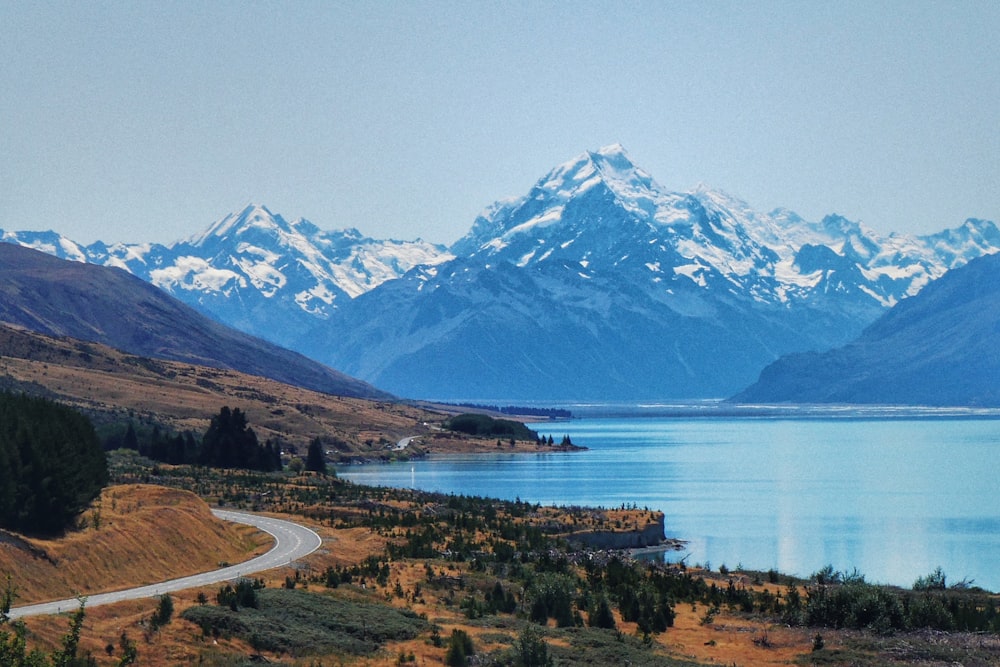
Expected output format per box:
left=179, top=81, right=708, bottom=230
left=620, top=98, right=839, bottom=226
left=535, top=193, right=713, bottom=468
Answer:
left=336, top=409, right=1000, bottom=591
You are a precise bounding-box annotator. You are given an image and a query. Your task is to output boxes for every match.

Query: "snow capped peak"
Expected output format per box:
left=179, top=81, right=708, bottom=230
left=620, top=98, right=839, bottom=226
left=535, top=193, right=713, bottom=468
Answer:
left=445, top=146, right=1000, bottom=315
left=188, top=203, right=284, bottom=247
left=594, top=142, right=628, bottom=157
left=536, top=143, right=657, bottom=200
left=453, top=145, right=672, bottom=255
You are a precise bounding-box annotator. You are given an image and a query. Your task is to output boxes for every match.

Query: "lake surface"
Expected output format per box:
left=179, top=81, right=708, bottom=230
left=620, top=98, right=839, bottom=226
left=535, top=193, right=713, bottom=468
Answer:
left=337, top=409, right=1000, bottom=591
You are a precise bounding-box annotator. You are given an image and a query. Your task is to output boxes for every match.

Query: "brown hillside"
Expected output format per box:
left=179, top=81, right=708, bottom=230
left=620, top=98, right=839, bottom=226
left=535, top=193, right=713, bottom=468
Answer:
left=0, top=322, right=441, bottom=452
left=0, top=242, right=389, bottom=399
left=0, top=484, right=268, bottom=605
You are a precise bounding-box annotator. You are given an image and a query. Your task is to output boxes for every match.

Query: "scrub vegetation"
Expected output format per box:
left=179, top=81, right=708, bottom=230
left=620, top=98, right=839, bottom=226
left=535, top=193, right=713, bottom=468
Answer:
left=0, top=397, right=997, bottom=665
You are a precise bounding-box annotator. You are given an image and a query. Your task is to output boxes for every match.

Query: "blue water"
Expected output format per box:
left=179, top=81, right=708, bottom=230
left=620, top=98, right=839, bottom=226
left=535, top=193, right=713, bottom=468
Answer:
left=337, top=412, right=1000, bottom=591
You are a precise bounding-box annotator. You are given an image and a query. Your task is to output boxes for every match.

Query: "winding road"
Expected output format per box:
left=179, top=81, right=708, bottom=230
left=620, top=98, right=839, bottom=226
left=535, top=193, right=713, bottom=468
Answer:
left=8, top=509, right=322, bottom=619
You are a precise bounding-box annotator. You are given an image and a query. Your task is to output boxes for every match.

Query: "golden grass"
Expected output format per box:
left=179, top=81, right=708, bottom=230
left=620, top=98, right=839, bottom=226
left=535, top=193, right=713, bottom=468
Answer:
left=0, top=324, right=446, bottom=451
left=0, top=325, right=571, bottom=461
left=5, top=483, right=839, bottom=666
left=0, top=484, right=268, bottom=605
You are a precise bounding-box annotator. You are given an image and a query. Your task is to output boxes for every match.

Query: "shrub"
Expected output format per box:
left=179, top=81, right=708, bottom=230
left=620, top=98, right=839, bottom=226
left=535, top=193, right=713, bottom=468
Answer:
left=445, top=629, right=474, bottom=666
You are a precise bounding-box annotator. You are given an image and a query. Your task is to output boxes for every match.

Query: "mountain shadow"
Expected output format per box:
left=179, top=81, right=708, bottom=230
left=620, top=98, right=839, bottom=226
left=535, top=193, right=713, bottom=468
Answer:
left=731, top=252, right=1000, bottom=406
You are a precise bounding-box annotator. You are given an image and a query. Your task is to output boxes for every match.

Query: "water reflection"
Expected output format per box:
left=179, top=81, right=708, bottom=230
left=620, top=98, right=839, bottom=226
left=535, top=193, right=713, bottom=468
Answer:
left=338, top=415, right=1000, bottom=590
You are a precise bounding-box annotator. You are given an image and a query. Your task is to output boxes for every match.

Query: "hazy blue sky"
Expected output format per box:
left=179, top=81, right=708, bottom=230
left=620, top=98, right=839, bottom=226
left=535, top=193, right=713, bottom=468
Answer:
left=2, top=1, right=998, bottom=245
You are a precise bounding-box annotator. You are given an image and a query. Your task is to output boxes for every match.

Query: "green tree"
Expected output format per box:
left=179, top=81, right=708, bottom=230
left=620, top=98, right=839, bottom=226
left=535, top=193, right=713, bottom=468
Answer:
left=116, top=632, right=137, bottom=666
left=52, top=597, right=86, bottom=667
left=0, top=393, right=108, bottom=536
left=589, top=595, right=616, bottom=629
left=444, top=629, right=473, bottom=667
left=123, top=423, right=138, bottom=451
left=305, top=438, right=327, bottom=474
left=513, top=625, right=553, bottom=667
left=199, top=407, right=278, bottom=472
left=913, top=567, right=947, bottom=591
left=151, top=594, right=173, bottom=629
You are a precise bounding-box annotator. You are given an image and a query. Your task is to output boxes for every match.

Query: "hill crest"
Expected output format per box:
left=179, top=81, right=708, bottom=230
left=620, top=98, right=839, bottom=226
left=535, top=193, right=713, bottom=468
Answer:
left=0, top=243, right=388, bottom=400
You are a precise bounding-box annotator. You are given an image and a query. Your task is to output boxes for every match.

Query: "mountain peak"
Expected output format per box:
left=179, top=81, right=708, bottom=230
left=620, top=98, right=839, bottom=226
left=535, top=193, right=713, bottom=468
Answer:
left=589, top=142, right=631, bottom=166
left=188, top=203, right=284, bottom=247
left=534, top=144, right=656, bottom=200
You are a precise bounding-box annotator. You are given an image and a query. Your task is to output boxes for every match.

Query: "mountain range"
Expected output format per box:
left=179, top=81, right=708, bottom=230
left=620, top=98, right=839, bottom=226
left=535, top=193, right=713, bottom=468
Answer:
left=732, top=251, right=1000, bottom=406
left=3, top=144, right=998, bottom=400
left=1, top=206, right=450, bottom=351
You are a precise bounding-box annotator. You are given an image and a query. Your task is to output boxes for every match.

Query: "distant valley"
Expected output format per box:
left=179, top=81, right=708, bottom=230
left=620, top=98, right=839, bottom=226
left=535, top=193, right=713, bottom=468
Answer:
left=3, top=145, right=998, bottom=401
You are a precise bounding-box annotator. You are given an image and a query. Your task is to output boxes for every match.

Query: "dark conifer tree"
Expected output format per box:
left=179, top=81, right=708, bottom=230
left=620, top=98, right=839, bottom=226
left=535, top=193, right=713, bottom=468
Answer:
left=123, top=422, right=138, bottom=450
left=306, top=438, right=327, bottom=474
left=0, top=392, right=107, bottom=535
left=199, top=407, right=278, bottom=472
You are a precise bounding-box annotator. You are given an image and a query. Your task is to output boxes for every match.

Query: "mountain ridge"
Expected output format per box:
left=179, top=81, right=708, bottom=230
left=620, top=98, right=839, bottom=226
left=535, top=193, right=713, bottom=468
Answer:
left=731, top=251, right=1000, bottom=406
left=2, top=145, right=998, bottom=400
left=2, top=204, right=453, bottom=350
left=301, top=146, right=999, bottom=399
left=0, top=243, right=389, bottom=400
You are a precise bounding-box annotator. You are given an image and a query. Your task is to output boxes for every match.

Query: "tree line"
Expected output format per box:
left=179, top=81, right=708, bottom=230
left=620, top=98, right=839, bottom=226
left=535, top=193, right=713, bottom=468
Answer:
left=0, top=392, right=108, bottom=536
left=108, top=407, right=282, bottom=472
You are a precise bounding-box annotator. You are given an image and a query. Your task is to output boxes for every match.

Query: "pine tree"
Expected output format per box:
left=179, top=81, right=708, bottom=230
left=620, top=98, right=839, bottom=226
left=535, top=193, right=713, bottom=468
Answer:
left=305, top=438, right=327, bottom=474
left=0, top=393, right=107, bottom=536
left=123, top=423, right=138, bottom=450
left=199, top=407, right=276, bottom=471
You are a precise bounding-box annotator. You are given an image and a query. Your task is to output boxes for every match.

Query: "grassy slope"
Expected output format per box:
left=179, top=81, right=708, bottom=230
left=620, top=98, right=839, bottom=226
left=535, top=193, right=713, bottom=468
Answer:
left=0, top=485, right=267, bottom=605
left=0, top=323, right=563, bottom=458
left=0, top=323, right=438, bottom=452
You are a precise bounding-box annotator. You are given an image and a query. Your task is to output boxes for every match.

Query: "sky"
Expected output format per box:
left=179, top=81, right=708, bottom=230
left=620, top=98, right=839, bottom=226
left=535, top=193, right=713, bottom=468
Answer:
left=2, top=1, right=998, bottom=246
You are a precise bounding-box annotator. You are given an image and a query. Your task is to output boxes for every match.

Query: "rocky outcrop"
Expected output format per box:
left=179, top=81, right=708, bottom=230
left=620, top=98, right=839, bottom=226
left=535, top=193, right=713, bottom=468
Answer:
left=564, top=514, right=666, bottom=550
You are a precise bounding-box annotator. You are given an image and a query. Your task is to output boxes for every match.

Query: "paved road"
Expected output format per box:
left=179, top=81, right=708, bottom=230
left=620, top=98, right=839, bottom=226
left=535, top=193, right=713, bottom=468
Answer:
left=393, top=435, right=419, bottom=451
left=9, top=509, right=322, bottom=619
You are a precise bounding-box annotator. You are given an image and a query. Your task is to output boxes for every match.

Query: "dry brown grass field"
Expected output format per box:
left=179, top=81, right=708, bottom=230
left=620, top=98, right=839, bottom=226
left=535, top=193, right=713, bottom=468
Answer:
left=0, top=323, right=571, bottom=460
left=8, top=474, right=1000, bottom=666
left=0, top=485, right=267, bottom=605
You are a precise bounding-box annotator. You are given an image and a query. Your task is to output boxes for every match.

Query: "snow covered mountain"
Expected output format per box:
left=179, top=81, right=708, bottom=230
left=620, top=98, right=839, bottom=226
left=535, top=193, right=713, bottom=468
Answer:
left=3, top=145, right=998, bottom=400
left=297, top=145, right=1000, bottom=399
left=1, top=204, right=452, bottom=349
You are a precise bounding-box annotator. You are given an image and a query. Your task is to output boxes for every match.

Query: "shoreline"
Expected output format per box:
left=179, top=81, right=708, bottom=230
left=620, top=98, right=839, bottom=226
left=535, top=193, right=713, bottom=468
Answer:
left=631, top=539, right=688, bottom=558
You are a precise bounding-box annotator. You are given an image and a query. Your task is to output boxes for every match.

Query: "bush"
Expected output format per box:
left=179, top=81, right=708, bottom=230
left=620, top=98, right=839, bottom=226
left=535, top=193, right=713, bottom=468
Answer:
left=806, top=582, right=904, bottom=632
left=445, top=629, right=474, bottom=666
left=151, top=594, right=173, bottom=628
left=182, top=588, right=428, bottom=657
left=913, top=567, right=947, bottom=591
left=513, top=625, right=553, bottom=667
left=443, top=414, right=537, bottom=441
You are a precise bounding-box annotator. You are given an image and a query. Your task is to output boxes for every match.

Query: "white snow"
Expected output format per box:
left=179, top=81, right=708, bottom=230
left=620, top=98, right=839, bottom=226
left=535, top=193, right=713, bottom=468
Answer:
left=673, top=263, right=707, bottom=287
left=503, top=206, right=565, bottom=239
left=151, top=256, right=244, bottom=292
left=57, top=238, right=87, bottom=262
